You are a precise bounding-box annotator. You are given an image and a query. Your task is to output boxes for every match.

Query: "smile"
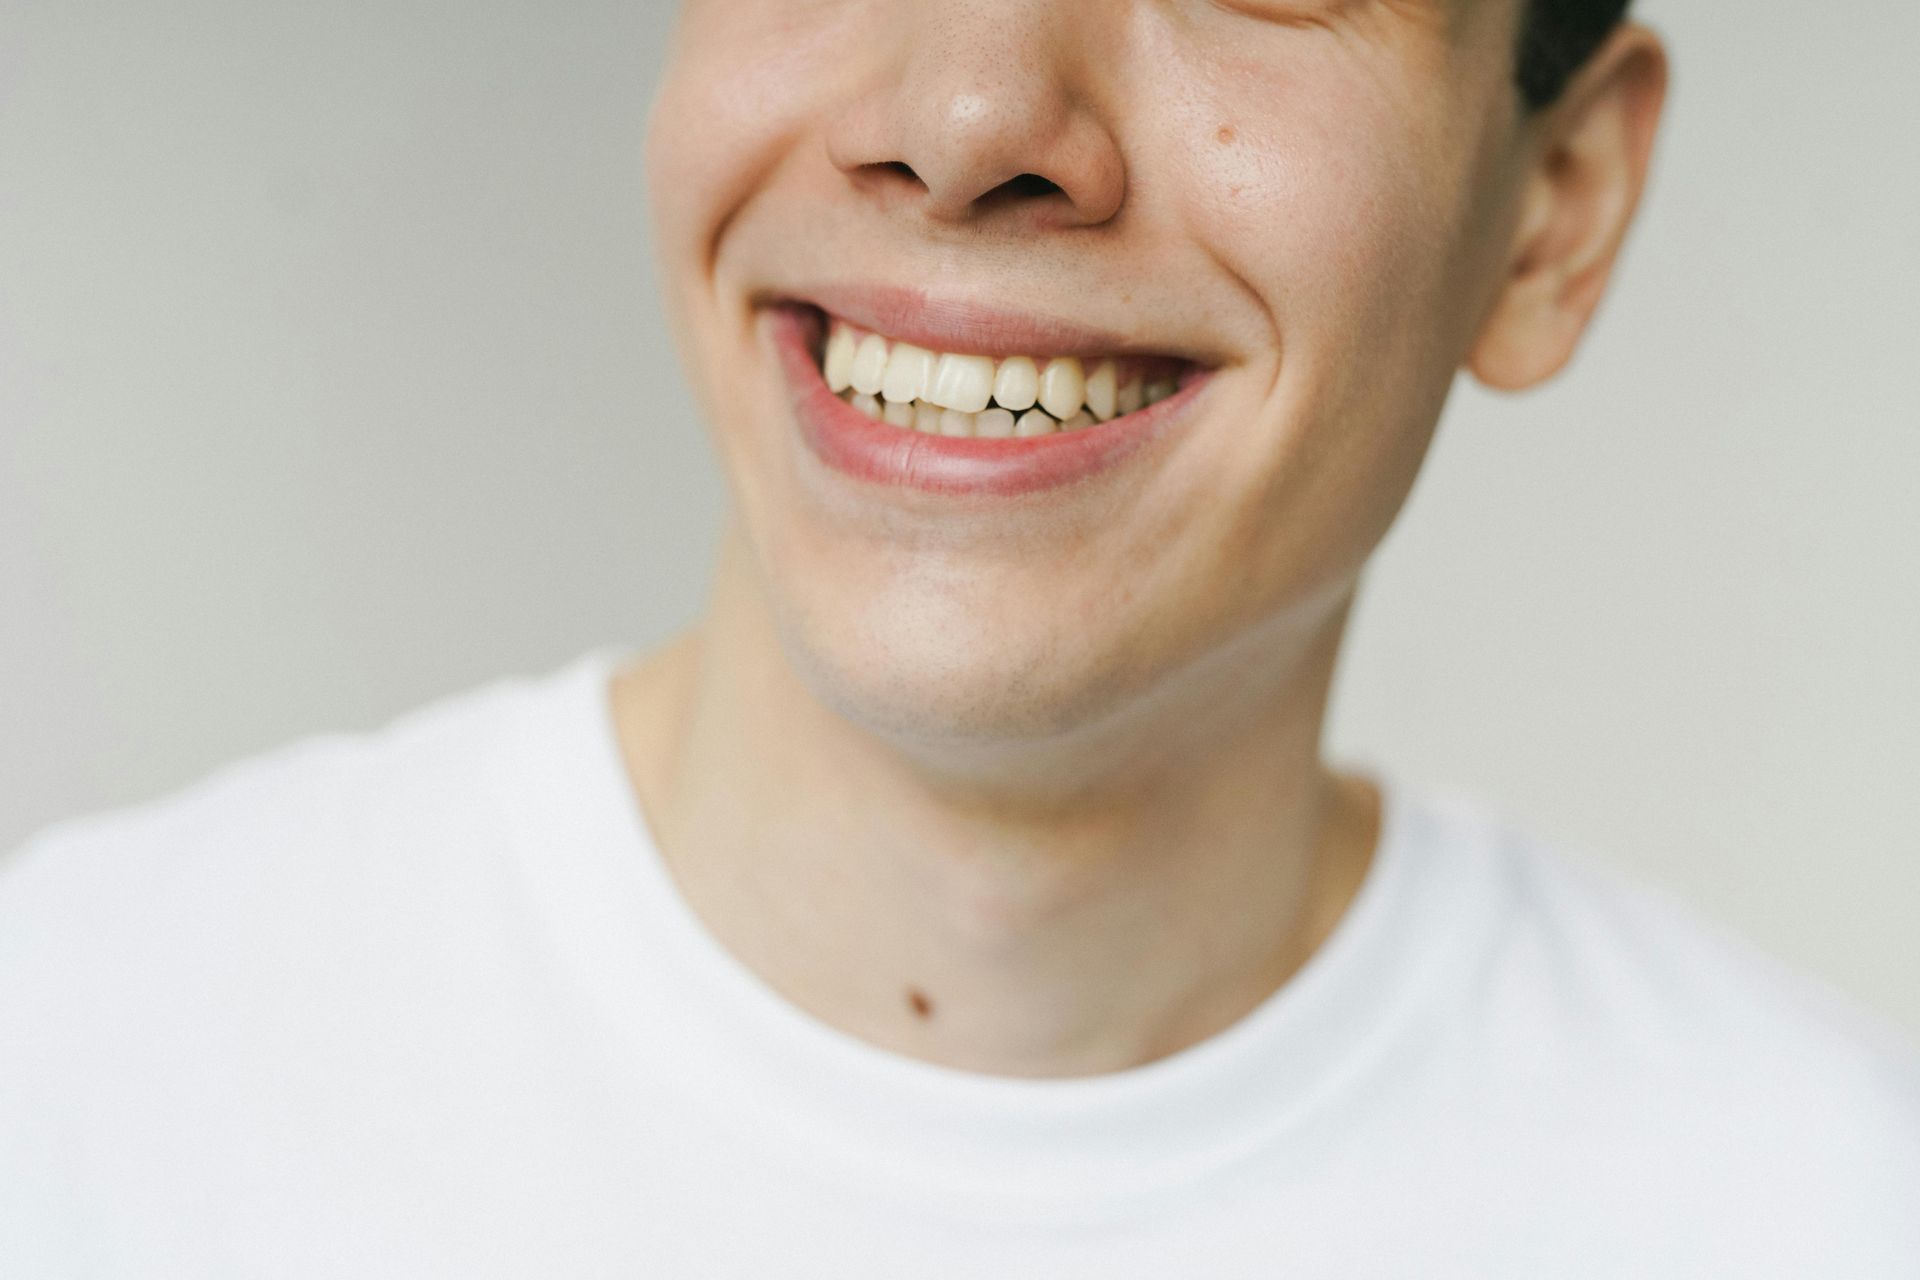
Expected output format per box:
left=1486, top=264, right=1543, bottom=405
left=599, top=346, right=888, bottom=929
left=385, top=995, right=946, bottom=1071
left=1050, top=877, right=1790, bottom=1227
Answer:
left=822, top=321, right=1185, bottom=439
left=768, top=292, right=1212, bottom=498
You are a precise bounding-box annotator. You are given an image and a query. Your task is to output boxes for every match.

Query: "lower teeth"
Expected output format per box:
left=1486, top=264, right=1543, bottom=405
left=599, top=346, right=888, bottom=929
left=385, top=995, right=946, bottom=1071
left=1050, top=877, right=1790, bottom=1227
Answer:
left=845, top=391, right=1097, bottom=438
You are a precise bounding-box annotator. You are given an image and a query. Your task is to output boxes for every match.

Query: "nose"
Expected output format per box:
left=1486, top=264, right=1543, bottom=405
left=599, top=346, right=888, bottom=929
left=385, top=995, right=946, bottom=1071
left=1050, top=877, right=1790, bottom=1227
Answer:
left=823, top=3, right=1127, bottom=231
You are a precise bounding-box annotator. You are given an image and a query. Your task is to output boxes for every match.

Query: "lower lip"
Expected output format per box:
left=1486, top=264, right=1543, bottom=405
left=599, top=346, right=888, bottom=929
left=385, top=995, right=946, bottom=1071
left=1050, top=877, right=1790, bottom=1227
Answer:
left=766, top=306, right=1209, bottom=499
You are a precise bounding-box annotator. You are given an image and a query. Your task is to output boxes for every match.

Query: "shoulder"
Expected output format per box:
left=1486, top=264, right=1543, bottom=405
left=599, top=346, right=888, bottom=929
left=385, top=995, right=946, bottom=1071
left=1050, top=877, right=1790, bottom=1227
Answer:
left=0, top=651, right=624, bottom=1257
left=0, top=651, right=611, bottom=998
left=6, top=669, right=508, bottom=905
left=1404, top=782, right=1920, bottom=1262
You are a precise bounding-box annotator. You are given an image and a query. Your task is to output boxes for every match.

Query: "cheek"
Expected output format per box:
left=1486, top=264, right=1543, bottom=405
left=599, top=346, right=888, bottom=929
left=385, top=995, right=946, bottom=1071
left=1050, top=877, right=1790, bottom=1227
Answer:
left=1128, top=10, right=1490, bottom=362
left=645, top=4, right=860, bottom=288
left=1185, top=92, right=1464, bottom=351
left=1141, top=62, right=1479, bottom=607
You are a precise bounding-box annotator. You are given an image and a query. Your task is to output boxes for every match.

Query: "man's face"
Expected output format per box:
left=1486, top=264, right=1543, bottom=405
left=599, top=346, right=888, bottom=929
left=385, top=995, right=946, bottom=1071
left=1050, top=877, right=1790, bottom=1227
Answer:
left=647, top=0, right=1533, bottom=751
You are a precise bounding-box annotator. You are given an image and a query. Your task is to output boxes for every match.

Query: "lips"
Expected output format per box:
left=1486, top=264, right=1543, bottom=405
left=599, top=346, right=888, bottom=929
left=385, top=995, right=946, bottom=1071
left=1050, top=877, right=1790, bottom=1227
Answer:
left=765, top=295, right=1211, bottom=498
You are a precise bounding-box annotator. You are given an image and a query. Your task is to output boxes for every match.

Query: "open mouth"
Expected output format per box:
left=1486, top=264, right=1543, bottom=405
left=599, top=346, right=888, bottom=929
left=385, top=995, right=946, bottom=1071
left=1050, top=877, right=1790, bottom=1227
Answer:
left=812, top=313, right=1192, bottom=439
left=787, top=305, right=1190, bottom=441
left=768, top=297, right=1213, bottom=497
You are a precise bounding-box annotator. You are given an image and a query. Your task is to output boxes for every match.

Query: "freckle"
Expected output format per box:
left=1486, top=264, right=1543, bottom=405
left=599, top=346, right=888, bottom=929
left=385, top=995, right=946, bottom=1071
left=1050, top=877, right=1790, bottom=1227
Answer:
left=906, top=987, right=934, bottom=1018
left=1216, top=125, right=1236, bottom=144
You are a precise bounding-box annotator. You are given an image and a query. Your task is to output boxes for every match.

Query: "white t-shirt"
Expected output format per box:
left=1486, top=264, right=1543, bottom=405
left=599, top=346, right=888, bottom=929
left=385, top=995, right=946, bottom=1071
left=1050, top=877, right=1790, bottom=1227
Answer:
left=4, top=648, right=1917, bottom=1278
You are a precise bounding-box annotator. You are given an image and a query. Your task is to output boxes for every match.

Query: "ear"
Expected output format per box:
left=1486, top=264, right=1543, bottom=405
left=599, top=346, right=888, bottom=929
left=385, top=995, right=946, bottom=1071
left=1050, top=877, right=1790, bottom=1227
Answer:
left=1467, top=23, right=1670, bottom=391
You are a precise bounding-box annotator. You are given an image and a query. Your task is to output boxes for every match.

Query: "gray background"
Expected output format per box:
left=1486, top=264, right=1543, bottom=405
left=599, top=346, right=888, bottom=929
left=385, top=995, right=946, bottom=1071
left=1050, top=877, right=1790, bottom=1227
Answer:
left=3, top=2, right=1915, bottom=1034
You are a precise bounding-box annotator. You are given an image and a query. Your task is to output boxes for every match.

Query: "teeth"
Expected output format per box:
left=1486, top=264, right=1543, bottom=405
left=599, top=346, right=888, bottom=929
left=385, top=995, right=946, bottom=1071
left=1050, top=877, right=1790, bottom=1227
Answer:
left=975, top=407, right=1015, bottom=439
left=824, top=327, right=857, bottom=393
left=850, top=334, right=890, bottom=397
left=1085, top=359, right=1118, bottom=421
left=882, top=343, right=934, bottom=404
left=993, top=357, right=1040, bottom=413
left=1038, top=357, right=1086, bottom=421
left=1014, top=409, right=1055, bottom=437
left=927, top=353, right=996, bottom=414
left=820, top=320, right=1184, bottom=439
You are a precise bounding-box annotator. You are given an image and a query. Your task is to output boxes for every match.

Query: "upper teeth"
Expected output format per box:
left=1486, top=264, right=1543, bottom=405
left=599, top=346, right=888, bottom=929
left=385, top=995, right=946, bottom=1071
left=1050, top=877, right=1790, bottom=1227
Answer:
left=821, top=320, right=1179, bottom=438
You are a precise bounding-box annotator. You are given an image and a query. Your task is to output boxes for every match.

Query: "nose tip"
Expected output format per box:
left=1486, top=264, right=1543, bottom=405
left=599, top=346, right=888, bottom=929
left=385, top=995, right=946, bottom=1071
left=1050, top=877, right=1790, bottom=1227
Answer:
left=824, top=22, right=1126, bottom=231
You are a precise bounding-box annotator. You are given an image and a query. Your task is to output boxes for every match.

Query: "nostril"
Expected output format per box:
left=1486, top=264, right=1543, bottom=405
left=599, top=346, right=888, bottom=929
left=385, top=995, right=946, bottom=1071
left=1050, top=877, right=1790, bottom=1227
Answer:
left=866, top=160, right=926, bottom=189
left=1000, top=173, right=1064, bottom=200
left=850, top=161, right=1074, bottom=220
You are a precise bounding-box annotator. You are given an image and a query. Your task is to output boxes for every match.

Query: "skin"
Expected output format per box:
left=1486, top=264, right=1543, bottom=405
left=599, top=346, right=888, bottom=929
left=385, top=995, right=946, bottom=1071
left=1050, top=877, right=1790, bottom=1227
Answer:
left=618, top=0, right=1668, bottom=1077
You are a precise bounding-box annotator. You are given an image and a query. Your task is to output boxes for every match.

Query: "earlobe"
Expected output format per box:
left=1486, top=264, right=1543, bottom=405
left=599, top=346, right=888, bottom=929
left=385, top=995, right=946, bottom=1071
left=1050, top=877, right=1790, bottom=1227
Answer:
left=1466, top=165, right=1576, bottom=391
left=1466, top=24, right=1670, bottom=393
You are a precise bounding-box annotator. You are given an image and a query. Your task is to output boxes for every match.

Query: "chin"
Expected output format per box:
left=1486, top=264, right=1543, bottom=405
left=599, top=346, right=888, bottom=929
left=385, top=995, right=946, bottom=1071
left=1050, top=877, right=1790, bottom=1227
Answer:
left=770, top=584, right=1144, bottom=749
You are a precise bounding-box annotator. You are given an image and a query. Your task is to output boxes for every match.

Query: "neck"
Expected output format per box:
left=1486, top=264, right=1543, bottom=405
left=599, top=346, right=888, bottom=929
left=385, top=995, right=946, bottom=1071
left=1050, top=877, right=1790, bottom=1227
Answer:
left=611, top=525, right=1380, bottom=1079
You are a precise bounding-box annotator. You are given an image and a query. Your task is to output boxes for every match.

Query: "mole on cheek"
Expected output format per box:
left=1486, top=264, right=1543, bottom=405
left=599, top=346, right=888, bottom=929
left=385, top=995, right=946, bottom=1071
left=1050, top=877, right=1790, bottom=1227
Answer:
left=1216, top=124, right=1237, bottom=144
left=906, top=987, right=934, bottom=1018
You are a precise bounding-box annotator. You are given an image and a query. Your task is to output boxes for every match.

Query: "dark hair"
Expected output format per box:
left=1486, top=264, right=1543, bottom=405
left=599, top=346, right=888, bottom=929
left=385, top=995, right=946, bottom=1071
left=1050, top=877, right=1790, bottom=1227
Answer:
left=1517, top=0, right=1632, bottom=109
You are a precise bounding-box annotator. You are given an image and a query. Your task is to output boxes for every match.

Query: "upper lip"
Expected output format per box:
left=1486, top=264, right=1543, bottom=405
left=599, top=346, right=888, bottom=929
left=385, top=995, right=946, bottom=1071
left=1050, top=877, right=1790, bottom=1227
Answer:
left=765, top=282, right=1214, bottom=366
